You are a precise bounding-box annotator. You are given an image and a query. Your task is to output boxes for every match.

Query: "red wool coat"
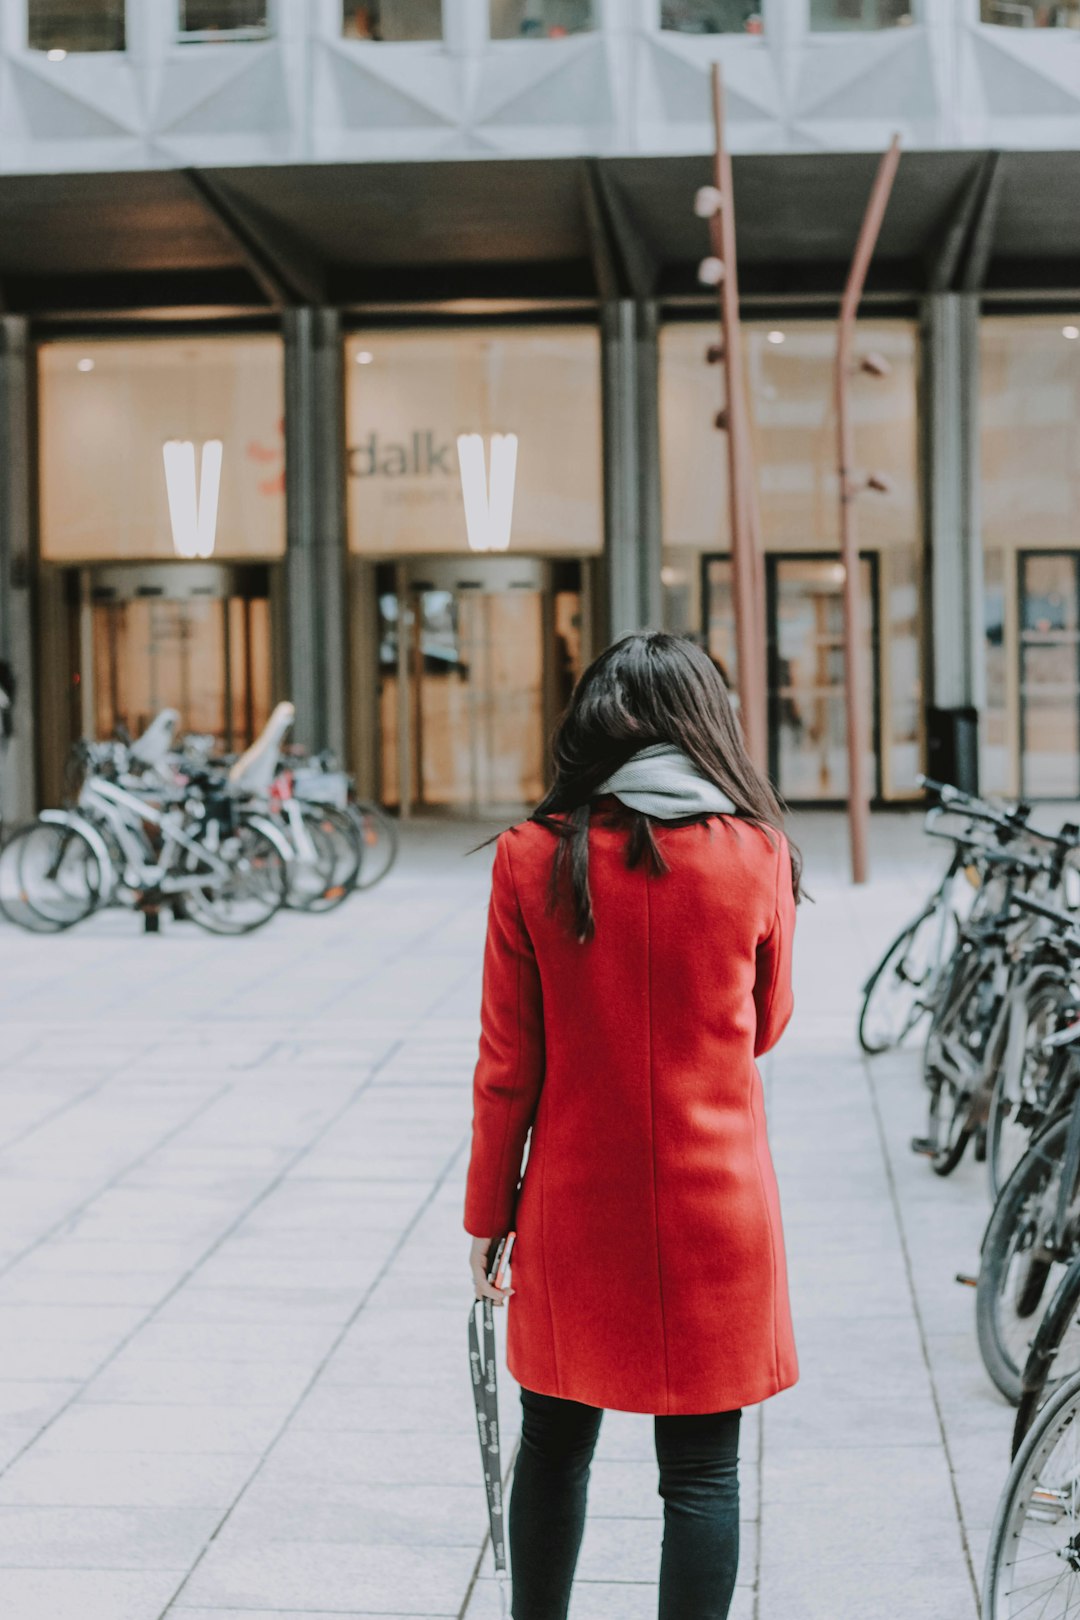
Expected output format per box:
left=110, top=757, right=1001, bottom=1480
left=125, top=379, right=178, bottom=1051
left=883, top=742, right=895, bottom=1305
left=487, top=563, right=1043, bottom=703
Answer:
left=463, top=807, right=798, bottom=1416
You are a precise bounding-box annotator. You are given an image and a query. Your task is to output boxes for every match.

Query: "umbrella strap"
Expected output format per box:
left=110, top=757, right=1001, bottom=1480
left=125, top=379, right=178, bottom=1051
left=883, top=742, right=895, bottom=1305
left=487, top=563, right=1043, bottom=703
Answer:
left=469, top=1295, right=507, bottom=1575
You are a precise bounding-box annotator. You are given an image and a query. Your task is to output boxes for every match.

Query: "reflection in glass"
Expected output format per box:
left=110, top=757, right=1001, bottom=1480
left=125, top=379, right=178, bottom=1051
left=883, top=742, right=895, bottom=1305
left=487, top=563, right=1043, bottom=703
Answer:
left=177, top=1, right=271, bottom=40
left=660, top=1, right=763, bottom=31
left=1020, top=553, right=1080, bottom=797
left=28, top=0, right=125, bottom=52
left=342, top=0, right=443, bottom=39
left=809, top=0, right=913, bottom=27
left=92, top=594, right=270, bottom=752
left=982, top=549, right=1008, bottom=795
left=980, top=1, right=1080, bottom=23
left=490, top=0, right=595, bottom=38
left=772, top=558, right=876, bottom=802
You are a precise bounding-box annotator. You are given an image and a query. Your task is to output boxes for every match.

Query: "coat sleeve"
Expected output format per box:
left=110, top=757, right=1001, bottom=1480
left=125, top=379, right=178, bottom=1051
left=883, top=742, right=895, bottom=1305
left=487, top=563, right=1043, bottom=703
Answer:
left=463, top=834, right=545, bottom=1238
left=753, top=834, right=796, bottom=1058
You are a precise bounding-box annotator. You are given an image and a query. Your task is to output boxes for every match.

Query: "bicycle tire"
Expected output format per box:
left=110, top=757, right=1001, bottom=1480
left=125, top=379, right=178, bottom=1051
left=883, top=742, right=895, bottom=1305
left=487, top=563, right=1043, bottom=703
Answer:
left=348, top=800, right=398, bottom=890
left=983, top=1366, right=1080, bottom=1619
left=184, top=820, right=287, bottom=936
left=1012, top=1252, right=1080, bottom=1459
left=858, top=903, right=945, bottom=1056
left=976, top=1114, right=1071, bottom=1405
left=288, top=804, right=361, bottom=914
left=988, top=978, right=1071, bottom=1203
left=925, top=1071, right=975, bottom=1177
left=0, top=821, right=106, bottom=933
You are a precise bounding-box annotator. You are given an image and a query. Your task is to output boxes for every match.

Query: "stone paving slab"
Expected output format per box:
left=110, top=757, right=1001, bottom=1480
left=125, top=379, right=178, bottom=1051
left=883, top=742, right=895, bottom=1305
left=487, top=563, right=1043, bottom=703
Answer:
left=0, top=812, right=1034, bottom=1616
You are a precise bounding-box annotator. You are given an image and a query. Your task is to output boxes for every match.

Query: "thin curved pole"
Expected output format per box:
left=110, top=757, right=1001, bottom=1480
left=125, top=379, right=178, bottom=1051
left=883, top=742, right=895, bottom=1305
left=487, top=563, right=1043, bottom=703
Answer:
left=836, top=135, right=901, bottom=884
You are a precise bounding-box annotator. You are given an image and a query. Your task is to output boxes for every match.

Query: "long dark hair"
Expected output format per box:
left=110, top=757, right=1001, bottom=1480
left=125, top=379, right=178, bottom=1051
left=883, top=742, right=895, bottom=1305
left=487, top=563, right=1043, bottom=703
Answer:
left=531, top=631, right=802, bottom=940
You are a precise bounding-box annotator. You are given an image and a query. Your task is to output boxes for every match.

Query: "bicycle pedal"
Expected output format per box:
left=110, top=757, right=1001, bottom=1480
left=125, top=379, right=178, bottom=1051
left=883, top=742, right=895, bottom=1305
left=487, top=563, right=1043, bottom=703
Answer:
left=955, top=1273, right=978, bottom=1288
left=910, top=1136, right=936, bottom=1157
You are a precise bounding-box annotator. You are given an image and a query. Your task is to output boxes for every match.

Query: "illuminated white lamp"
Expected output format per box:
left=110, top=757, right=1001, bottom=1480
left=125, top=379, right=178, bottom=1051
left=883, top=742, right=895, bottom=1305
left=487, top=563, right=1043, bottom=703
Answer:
left=693, top=185, right=723, bottom=219
left=698, top=256, right=725, bottom=287
left=162, top=439, right=223, bottom=560
left=76, top=357, right=95, bottom=373
left=456, top=433, right=518, bottom=554
left=1064, top=325, right=1080, bottom=341
left=355, top=350, right=374, bottom=364
left=767, top=330, right=785, bottom=345
left=46, top=48, right=66, bottom=60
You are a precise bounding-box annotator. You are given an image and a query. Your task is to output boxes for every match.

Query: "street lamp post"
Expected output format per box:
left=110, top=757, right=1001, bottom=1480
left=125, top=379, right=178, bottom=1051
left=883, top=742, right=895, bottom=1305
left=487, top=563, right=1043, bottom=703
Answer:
left=836, top=134, right=902, bottom=885
left=696, top=63, right=767, bottom=774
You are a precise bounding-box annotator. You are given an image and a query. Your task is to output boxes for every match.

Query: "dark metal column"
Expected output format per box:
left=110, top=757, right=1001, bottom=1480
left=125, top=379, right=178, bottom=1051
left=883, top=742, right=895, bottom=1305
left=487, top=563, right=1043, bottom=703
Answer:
left=601, top=299, right=662, bottom=643
left=0, top=317, right=38, bottom=821
left=922, top=292, right=983, bottom=715
left=284, top=307, right=348, bottom=758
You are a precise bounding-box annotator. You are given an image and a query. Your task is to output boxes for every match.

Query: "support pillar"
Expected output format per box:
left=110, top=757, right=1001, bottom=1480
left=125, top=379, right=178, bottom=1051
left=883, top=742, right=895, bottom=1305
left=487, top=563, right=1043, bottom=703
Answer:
left=0, top=318, right=38, bottom=822
left=601, top=299, right=662, bottom=644
left=284, top=307, right=348, bottom=759
left=922, top=293, right=984, bottom=714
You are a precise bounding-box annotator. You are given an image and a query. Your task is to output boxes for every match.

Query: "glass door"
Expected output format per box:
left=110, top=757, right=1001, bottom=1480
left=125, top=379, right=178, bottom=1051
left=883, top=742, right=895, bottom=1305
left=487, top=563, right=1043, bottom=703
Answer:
left=769, top=555, right=878, bottom=802
left=702, top=552, right=879, bottom=802
left=377, top=558, right=584, bottom=817
left=1019, top=552, right=1080, bottom=798
left=86, top=564, right=272, bottom=752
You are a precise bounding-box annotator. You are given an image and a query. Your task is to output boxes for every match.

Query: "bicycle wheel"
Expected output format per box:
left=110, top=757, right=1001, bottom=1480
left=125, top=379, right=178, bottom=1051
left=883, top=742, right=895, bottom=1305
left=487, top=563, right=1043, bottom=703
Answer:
left=977, top=1115, right=1073, bottom=1405
left=983, top=1367, right=1080, bottom=1619
left=1013, top=1254, right=1080, bottom=1459
left=858, top=903, right=949, bottom=1055
left=288, top=805, right=361, bottom=914
left=925, top=1070, right=975, bottom=1177
left=0, top=821, right=106, bottom=933
left=988, top=981, right=1071, bottom=1203
left=348, top=800, right=398, bottom=891
left=184, top=820, right=287, bottom=936
left=283, top=811, right=337, bottom=912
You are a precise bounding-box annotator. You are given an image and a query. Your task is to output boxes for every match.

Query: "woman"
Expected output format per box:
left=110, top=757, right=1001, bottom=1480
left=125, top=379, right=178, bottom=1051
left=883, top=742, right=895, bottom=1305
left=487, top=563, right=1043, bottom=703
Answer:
left=464, top=631, right=800, bottom=1620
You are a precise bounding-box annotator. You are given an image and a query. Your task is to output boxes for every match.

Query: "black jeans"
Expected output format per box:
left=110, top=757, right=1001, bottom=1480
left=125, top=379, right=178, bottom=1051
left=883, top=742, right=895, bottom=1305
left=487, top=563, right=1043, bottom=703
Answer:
left=508, top=1386, right=741, bottom=1620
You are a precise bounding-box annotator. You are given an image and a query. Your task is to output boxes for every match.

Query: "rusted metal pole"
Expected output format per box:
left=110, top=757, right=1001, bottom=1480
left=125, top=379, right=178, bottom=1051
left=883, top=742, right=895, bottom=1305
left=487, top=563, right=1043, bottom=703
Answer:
left=707, top=63, right=767, bottom=773
left=836, top=134, right=901, bottom=885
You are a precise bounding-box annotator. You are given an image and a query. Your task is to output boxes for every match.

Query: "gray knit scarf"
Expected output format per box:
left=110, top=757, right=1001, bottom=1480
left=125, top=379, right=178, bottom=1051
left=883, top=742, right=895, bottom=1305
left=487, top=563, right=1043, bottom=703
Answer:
left=596, top=743, right=736, bottom=820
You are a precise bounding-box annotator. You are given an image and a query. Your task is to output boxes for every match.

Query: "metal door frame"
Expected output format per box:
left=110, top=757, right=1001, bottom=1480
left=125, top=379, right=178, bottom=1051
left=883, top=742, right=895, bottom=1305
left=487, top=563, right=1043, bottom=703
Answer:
left=378, top=555, right=592, bottom=819
left=1017, top=548, right=1080, bottom=801
left=700, top=548, right=882, bottom=806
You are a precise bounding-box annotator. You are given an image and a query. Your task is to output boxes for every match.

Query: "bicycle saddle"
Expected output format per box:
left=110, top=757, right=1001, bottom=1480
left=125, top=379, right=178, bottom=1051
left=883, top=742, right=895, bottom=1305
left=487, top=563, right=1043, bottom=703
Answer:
left=129, top=709, right=180, bottom=768
left=227, top=702, right=296, bottom=795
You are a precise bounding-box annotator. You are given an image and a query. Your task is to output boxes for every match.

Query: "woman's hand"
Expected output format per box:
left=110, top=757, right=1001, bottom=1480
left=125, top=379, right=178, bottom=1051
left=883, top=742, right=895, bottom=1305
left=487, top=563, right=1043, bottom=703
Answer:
left=470, top=1236, right=513, bottom=1306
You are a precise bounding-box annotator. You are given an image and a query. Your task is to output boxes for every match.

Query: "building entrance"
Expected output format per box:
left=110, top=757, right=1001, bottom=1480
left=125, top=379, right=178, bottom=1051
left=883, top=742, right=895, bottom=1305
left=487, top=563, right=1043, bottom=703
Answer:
left=76, top=562, right=274, bottom=754
left=704, top=552, right=879, bottom=803
left=1018, top=551, right=1080, bottom=798
left=376, top=558, right=586, bottom=817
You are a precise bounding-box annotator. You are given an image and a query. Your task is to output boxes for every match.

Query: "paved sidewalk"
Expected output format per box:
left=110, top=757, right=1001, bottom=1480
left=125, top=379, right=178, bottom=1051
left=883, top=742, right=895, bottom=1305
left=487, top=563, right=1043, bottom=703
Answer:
left=0, top=812, right=1027, bottom=1617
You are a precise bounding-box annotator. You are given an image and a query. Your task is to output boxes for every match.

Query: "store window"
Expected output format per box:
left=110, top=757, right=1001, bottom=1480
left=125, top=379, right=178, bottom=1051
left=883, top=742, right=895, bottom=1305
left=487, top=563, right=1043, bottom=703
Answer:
left=490, top=1, right=595, bottom=39
left=345, top=328, right=602, bottom=556
left=38, top=337, right=286, bottom=562
left=342, top=1, right=442, bottom=39
left=809, top=0, right=914, bottom=28
left=660, top=320, right=921, bottom=797
left=660, top=2, right=763, bottom=32
left=177, top=1, right=272, bottom=42
left=980, top=1, right=1080, bottom=24
left=980, top=317, right=1080, bottom=796
left=28, top=0, right=125, bottom=53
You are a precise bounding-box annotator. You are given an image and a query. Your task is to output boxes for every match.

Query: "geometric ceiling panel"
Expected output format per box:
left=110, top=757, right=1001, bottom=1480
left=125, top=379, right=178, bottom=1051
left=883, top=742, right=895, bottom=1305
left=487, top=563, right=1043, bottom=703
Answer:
left=969, top=32, right=1080, bottom=120
left=11, top=62, right=136, bottom=141
left=643, top=37, right=778, bottom=126
left=328, top=52, right=452, bottom=130
left=477, top=39, right=613, bottom=129
left=161, top=52, right=291, bottom=137
left=798, top=36, right=937, bottom=124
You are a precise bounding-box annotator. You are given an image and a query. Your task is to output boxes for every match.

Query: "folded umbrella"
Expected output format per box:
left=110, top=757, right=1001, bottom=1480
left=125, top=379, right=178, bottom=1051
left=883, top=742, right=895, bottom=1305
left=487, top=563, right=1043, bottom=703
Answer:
left=468, top=1232, right=514, bottom=1613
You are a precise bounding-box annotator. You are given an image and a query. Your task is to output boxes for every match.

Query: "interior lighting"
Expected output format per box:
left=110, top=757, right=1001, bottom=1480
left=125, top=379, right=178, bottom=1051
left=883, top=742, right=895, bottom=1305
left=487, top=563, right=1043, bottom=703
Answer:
left=767, top=330, right=785, bottom=345
left=162, top=439, right=223, bottom=559
left=76, top=357, right=95, bottom=372
left=693, top=186, right=723, bottom=219
left=697, top=257, right=725, bottom=287
left=355, top=350, right=374, bottom=364
left=1064, top=326, right=1080, bottom=340
left=46, top=48, right=66, bottom=60
left=457, top=433, right=518, bottom=554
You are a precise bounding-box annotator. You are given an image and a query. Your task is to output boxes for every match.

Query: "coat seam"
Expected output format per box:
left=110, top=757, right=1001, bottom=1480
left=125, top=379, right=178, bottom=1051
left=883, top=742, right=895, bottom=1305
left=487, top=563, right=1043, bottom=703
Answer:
left=486, top=837, right=524, bottom=1236
left=750, top=1066, right=782, bottom=1390
left=645, top=871, right=671, bottom=1414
